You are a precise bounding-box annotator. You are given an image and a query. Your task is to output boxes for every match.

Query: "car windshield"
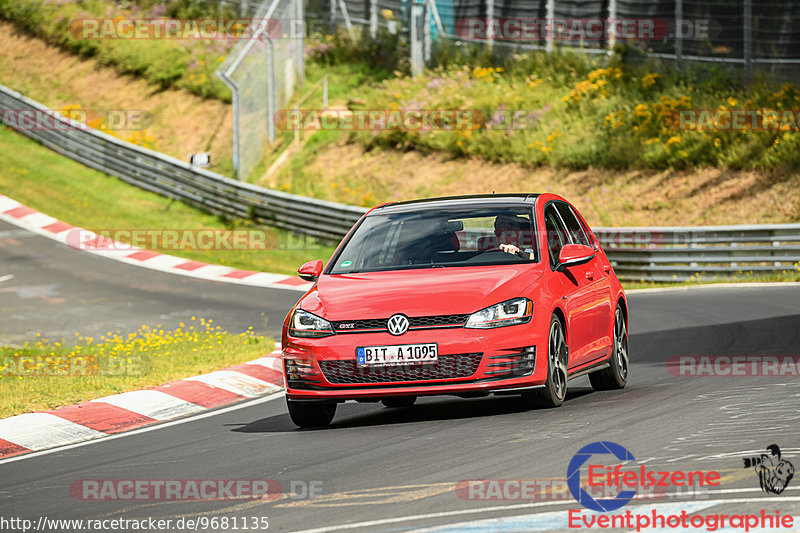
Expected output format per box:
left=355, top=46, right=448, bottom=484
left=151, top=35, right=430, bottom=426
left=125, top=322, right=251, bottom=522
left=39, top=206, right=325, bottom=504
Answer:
left=328, top=205, right=538, bottom=274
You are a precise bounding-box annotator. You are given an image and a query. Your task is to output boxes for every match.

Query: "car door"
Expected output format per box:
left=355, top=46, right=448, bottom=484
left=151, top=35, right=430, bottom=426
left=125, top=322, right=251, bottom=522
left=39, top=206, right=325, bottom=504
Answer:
left=554, top=202, right=614, bottom=364
left=543, top=203, right=595, bottom=369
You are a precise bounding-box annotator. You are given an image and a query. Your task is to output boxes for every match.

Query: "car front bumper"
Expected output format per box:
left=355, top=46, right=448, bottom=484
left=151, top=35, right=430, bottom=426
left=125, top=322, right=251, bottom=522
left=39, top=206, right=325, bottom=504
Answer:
left=282, top=324, right=549, bottom=402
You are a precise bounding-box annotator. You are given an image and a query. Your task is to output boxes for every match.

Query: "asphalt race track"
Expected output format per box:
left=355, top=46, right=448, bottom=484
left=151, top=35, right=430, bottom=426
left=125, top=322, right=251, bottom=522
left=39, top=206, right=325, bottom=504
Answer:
left=0, top=219, right=302, bottom=344
left=2, top=220, right=800, bottom=532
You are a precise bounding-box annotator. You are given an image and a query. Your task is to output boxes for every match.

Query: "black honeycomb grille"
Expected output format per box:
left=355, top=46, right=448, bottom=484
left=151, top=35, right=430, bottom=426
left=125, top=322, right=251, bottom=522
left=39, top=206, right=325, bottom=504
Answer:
left=319, top=353, right=483, bottom=384
left=331, top=314, right=469, bottom=333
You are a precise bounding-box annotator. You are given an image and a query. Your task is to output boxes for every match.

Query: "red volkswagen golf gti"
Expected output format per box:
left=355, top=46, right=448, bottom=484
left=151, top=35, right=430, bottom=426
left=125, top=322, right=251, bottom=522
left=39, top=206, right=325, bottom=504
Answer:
left=281, top=194, right=628, bottom=428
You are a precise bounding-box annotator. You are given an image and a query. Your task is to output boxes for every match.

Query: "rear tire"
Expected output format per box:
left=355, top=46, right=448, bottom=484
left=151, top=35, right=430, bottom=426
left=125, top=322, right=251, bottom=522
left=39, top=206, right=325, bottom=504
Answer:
left=286, top=400, right=337, bottom=428
left=521, top=314, right=568, bottom=409
left=589, top=304, right=629, bottom=391
left=381, top=396, right=417, bottom=408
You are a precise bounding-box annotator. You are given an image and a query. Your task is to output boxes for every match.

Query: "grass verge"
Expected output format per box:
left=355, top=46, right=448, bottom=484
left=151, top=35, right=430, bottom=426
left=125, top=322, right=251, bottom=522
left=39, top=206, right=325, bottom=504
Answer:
left=0, top=318, right=271, bottom=418
left=0, top=126, right=338, bottom=275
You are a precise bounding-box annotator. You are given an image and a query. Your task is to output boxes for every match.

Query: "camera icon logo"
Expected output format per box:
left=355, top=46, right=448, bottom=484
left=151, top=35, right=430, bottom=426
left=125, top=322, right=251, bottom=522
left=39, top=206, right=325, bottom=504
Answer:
left=743, top=444, right=795, bottom=495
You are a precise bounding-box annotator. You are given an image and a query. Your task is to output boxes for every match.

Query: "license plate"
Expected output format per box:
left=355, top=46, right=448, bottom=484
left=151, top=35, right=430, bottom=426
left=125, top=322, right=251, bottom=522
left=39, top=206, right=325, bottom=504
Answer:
left=356, top=343, right=438, bottom=367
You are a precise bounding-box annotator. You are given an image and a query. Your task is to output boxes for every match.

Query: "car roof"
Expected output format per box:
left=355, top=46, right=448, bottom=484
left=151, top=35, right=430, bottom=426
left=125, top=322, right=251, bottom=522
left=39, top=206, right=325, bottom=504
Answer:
left=371, top=194, right=541, bottom=214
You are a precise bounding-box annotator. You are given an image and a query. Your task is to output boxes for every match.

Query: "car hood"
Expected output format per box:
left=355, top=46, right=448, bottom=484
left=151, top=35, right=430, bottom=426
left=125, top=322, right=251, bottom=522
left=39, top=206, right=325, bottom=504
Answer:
left=298, top=263, right=545, bottom=319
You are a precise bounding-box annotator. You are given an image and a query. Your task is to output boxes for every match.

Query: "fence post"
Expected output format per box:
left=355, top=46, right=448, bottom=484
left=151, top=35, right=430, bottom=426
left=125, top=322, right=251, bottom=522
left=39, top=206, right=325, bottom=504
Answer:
left=607, top=0, right=617, bottom=52
left=370, top=0, right=378, bottom=39
left=296, top=0, right=305, bottom=86
left=545, top=0, right=554, bottom=53
left=743, top=0, right=752, bottom=86
left=486, top=0, right=494, bottom=49
left=675, top=0, right=683, bottom=69
left=338, top=0, right=357, bottom=42
left=267, top=37, right=276, bottom=143
left=329, top=0, right=337, bottom=33
left=410, top=0, right=426, bottom=76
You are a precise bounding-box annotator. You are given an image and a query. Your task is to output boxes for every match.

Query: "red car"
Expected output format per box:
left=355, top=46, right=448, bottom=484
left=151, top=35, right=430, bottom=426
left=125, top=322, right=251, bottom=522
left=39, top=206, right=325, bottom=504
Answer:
left=281, top=194, right=628, bottom=428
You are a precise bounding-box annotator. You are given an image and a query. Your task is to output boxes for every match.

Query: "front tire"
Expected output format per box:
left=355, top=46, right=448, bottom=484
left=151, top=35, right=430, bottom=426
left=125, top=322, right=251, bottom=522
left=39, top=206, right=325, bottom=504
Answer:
left=589, top=304, right=629, bottom=390
left=521, top=314, right=568, bottom=408
left=286, top=400, right=337, bottom=428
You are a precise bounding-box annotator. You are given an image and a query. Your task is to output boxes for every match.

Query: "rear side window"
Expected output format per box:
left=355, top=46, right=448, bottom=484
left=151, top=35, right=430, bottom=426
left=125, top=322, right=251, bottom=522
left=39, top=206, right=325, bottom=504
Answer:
left=555, top=202, right=592, bottom=248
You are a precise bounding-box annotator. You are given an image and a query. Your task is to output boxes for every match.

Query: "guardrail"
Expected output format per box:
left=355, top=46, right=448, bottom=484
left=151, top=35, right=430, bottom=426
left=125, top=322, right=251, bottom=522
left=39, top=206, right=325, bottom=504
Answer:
left=1, top=84, right=798, bottom=282
left=0, top=85, right=367, bottom=242
left=595, top=226, right=800, bottom=282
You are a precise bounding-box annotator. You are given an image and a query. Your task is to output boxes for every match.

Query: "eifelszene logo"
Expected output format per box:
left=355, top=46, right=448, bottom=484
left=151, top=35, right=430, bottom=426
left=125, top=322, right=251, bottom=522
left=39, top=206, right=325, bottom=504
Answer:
left=567, top=441, right=721, bottom=512
left=743, top=444, right=795, bottom=495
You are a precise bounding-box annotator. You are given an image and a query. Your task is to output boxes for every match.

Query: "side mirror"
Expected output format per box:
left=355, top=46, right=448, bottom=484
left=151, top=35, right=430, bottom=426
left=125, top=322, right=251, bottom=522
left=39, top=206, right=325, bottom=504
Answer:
left=557, top=244, right=595, bottom=270
left=297, top=260, right=323, bottom=282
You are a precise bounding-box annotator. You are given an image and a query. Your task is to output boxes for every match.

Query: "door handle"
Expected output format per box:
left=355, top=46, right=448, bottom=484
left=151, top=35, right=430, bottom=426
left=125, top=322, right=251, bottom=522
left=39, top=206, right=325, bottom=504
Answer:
left=585, top=272, right=594, bottom=281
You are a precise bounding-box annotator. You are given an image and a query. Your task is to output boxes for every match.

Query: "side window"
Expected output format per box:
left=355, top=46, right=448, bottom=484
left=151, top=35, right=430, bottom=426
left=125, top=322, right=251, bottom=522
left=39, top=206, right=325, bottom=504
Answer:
left=544, top=204, right=568, bottom=267
left=555, top=203, right=592, bottom=248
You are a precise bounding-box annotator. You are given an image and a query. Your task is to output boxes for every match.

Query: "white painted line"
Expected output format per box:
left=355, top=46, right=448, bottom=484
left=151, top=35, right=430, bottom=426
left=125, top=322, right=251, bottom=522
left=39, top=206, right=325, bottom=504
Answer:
left=0, top=413, right=105, bottom=451
left=0, top=391, right=285, bottom=466
left=92, top=390, right=205, bottom=420
left=0, top=274, right=13, bottom=284
left=288, top=497, right=800, bottom=533
left=185, top=370, right=279, bottom=397
left=0, top=196, right=21, bottom=211
left=18, top=212, right=57, bottom=228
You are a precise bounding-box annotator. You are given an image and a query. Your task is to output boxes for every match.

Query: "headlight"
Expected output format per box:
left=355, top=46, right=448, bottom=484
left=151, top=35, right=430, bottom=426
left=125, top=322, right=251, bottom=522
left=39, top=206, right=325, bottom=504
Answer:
left=465, top=298, right=533, bottom=329
left=289, top=309, right=335, bottom=338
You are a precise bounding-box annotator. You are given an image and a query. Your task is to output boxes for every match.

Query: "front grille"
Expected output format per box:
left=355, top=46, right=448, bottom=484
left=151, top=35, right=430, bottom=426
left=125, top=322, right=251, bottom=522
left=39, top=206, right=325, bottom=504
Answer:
left=331, top=314, right=469, bottom=333
left=319, top=352, right=483, bottom=384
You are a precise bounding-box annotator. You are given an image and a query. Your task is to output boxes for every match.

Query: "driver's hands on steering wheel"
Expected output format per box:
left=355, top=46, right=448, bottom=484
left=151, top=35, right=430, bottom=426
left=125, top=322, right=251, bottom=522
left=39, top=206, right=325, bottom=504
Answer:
left=499, top=243, right=521, bottom=255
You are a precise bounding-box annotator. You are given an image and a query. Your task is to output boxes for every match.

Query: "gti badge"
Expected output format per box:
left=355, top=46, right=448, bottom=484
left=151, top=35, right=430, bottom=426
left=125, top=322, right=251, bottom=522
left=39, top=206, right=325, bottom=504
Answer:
left=387, top=314, right=410, bottom=336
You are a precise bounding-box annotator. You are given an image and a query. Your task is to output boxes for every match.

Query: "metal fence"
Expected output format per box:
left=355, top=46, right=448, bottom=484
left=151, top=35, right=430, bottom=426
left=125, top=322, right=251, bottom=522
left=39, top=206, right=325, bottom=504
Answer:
left=318, top=0, right=800, bottom=83
left=216, top=0, right=304, bottom=181
left=2, top=85, right=799, bottom=282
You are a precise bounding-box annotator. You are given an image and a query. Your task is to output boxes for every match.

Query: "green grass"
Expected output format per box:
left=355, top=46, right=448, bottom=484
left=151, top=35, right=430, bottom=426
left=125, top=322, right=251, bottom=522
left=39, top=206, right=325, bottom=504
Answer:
left=0, top=318, right=271, bottom=417
left=0, top=126, right=337, bottom=275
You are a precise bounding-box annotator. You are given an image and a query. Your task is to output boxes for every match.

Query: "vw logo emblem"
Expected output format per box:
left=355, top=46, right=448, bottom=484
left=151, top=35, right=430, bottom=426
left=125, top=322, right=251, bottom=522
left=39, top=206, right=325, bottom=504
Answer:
left=387, top=314, right=410, bottom=336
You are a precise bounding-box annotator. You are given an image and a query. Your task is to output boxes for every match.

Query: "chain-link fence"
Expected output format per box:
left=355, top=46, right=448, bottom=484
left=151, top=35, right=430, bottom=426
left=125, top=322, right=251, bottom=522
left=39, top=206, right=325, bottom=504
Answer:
left=312, top=0, right=800, bottom=82
left=216, top=0, right=304, bottom=181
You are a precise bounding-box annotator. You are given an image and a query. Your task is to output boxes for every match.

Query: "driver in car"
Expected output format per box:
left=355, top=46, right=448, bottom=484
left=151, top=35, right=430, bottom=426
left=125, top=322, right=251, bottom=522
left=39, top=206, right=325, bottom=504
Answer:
left=495, top=215, right=534, bottom=259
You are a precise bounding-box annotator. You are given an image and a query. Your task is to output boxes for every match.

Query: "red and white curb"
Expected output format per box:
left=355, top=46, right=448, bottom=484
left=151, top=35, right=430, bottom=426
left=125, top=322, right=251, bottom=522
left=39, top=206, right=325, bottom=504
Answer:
left=0, top=347, right=284, bottom=459
left=0, top=194, right=312, bottom=292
